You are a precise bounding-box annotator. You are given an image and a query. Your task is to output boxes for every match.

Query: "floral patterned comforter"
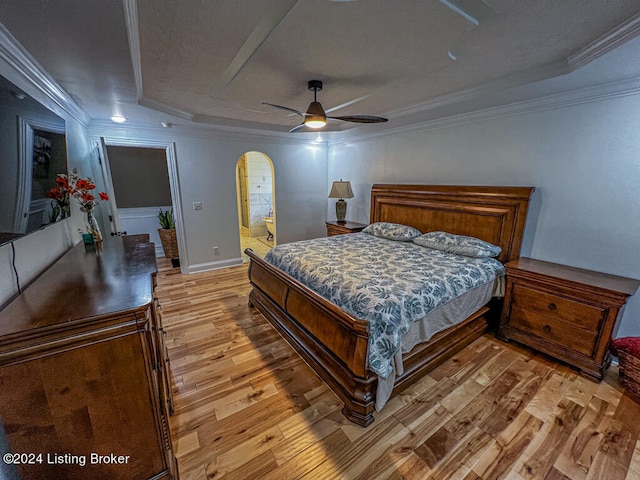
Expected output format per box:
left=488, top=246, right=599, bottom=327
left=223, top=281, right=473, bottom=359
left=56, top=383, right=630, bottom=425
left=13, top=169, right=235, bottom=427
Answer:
left=264, top=233, right=505, bottom=378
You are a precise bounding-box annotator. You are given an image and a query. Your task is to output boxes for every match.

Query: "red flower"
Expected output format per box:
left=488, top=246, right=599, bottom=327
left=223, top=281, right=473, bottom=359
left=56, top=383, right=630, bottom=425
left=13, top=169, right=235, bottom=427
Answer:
left=75, top=179, right=91, bottom=190
left=46, top=188, right=62, bottom=200
left=55, top=176, right=69, bottom=188
left=52, top=169, right=108, bottom=215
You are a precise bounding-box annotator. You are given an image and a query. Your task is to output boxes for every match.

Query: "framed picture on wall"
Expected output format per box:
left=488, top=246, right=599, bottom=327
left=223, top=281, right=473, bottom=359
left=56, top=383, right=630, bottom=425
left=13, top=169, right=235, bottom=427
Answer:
left=32, top=134, right=52, bottom=180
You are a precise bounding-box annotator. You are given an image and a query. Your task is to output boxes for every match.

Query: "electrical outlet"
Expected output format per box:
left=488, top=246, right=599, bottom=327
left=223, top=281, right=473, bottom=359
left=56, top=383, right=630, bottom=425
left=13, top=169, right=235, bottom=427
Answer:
left=213, top=246, right=219, bottom=255
left=193, top=201, right=202, bottom=210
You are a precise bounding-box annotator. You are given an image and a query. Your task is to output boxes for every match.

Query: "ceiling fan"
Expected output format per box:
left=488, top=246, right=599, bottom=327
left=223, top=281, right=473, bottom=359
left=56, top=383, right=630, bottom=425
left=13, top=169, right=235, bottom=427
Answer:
left=263, top=80, right=388, bottom=133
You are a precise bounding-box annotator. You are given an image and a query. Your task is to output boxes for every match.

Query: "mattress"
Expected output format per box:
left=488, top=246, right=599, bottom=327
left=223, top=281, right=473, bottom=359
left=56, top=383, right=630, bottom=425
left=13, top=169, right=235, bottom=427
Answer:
left=264, top=232, right=505, bottom=383
left=375, top=276, right=504, bottom=410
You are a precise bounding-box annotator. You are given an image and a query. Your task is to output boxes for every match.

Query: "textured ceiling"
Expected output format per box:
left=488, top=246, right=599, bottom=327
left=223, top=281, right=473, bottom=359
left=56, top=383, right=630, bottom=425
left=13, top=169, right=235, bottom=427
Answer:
left=0, top=0, right=639, bottom=134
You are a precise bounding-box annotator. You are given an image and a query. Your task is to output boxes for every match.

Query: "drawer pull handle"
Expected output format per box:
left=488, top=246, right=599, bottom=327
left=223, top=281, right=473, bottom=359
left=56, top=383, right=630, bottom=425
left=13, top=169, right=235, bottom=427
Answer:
left=543, top=325, right=552, bottom=334
left=547, top=303, right=557, bottom=311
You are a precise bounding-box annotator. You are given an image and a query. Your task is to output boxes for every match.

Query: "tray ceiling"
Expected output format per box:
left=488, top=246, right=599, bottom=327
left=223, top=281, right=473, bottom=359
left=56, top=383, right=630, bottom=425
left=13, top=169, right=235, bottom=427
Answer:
left=0, top=0, right=639, bottom=134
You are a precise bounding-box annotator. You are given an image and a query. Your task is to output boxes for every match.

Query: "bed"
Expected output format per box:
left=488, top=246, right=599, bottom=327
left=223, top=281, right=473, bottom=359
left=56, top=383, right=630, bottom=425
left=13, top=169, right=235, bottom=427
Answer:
left=245, top=184, right=534, bottom=426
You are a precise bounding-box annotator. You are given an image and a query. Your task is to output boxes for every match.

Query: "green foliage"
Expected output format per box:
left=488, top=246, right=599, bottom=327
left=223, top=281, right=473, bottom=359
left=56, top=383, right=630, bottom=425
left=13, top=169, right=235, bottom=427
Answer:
left=158, top=208, right=175, bottom=229
left=49, top=202, right=61, bottom=223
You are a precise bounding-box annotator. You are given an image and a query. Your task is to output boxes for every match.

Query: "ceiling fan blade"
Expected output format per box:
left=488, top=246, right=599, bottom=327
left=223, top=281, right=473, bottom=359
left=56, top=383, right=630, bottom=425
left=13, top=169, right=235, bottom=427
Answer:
left=288, top=123, right=308, bottom=133
left=328, top=115, right=388, bottom=123
left=262, top=102, right=306, bottom=118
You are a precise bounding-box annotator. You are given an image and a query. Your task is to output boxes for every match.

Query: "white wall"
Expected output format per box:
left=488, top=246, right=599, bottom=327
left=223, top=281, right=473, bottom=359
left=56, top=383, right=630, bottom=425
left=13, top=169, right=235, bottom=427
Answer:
left=328, top=92, right=640, bottom=337
left=91, top=126, right=328, bottom=273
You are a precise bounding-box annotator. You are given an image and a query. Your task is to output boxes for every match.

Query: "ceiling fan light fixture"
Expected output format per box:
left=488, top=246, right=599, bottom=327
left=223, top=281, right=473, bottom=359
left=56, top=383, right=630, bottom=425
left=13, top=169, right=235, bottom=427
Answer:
left=304, top=101, right=327, bottom=129
left=305, top=116, right=327, bottom=129
left=264, top=79, right=387, bottom=132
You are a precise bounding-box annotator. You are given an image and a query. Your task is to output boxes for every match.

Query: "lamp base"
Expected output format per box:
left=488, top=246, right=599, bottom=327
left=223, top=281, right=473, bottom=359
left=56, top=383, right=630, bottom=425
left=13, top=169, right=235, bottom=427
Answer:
left=335, top=199, right=347, bottom=222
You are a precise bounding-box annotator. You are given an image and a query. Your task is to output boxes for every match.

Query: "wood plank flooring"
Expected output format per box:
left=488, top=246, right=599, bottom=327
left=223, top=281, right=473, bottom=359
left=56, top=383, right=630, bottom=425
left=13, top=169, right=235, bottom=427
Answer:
left=155, top=259, right=640, bottom=480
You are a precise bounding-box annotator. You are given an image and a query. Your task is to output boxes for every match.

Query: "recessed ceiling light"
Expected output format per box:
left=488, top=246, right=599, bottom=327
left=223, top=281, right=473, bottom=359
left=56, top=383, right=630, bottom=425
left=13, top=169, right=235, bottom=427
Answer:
left=110, top=115, right=127, bottom=123
left=448, top=51, right=457, bottom=61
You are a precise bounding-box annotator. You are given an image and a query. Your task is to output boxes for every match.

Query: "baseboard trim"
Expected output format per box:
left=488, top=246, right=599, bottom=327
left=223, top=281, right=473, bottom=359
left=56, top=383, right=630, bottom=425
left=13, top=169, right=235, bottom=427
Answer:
left=186, top=257, right=244, bottom=274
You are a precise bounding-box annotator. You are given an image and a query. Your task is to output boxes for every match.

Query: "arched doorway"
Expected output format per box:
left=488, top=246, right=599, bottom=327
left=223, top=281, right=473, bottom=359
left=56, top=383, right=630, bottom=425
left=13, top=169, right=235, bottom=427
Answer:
left=236, top=151, right=275, bottom=262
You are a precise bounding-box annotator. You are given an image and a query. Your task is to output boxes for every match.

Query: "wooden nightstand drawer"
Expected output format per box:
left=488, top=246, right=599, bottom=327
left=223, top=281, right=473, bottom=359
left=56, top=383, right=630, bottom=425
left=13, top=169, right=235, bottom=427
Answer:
left=511, top=283, right=604, bottom=332
left=499, top=257, right=640, bottom=382
left=508, top=306, right=598, bottom=357
left=325, top=221, right=367, bottom=236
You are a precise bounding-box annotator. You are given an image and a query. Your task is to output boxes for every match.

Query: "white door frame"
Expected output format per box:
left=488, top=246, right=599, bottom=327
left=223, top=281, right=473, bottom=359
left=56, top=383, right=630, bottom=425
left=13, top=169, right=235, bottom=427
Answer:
left=16, top=116, right=66, bottom=233
left=91, top=136, right=187, bottom=273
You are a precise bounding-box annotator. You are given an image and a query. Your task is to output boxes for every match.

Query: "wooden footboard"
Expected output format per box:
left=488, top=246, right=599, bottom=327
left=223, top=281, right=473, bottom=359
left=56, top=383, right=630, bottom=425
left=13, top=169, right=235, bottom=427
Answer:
left=246, top=248, right=377, bottom=425
left=246, top=249, right=495, bottom=426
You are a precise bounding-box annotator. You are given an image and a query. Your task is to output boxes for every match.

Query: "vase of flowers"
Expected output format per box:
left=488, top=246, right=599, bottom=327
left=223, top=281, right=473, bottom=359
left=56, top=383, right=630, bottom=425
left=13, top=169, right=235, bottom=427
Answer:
left=46, top=175, right=72, bottom=221
left=47, top=169, right=109, bottom=243
left=84, top=209, right=102, bottom=243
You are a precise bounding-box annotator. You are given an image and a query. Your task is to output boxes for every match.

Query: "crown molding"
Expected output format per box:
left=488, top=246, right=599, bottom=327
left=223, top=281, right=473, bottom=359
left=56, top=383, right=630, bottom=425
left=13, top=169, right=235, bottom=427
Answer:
left=0, top=23, right=90, bottom=126
left=568, top=11, right=640, bottom=70
left=123, top=0, right=143, bottom=100
left=137, top=97, right=195, bottom=121
left=386, top=60, right=571, bottom=119
left=88, top=118, right=324, bottom=147
left=330, top=76, right=640, bottom=146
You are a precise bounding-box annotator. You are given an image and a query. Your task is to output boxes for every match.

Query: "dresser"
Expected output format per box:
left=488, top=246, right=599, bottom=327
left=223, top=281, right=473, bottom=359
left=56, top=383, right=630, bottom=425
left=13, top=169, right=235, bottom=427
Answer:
left=0, top=235, right=177, bottom=479
left=498, top=257, right=640, bottom=382
left=325, top=220, right=367, bottom=236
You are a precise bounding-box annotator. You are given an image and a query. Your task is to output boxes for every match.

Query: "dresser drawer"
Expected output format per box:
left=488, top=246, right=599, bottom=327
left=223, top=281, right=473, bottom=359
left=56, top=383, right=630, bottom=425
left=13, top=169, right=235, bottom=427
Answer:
left=509, top=306, right=599, bottom=357
left=511, top=283, right=605, bottom=332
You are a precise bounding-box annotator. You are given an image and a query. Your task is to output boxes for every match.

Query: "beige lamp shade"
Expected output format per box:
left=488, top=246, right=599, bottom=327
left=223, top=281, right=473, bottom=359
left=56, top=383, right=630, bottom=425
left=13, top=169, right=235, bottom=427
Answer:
left=328, top=180, right=354, bottom=199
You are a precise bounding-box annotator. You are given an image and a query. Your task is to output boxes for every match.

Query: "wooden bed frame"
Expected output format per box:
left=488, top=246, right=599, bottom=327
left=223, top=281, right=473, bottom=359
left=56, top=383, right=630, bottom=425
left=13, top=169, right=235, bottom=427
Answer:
left=245, top=184, right=534, bottom=426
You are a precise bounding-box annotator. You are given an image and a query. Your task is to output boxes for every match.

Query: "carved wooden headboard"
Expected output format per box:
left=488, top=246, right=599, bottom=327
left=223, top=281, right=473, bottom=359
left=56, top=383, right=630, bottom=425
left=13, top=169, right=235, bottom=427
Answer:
left=370, top=184, right=535, bottom=263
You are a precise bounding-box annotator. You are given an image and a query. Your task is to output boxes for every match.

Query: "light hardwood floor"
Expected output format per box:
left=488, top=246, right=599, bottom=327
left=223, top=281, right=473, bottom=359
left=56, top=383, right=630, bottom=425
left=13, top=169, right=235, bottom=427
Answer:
left=155, top=259, right=640, bottom=480
left=239, top=228, right=273, bottom=263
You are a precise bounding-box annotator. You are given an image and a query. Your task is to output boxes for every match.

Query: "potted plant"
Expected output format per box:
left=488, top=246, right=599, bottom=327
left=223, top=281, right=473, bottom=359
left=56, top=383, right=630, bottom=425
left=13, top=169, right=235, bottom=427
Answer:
left=158, top=208, right=179, bottom=267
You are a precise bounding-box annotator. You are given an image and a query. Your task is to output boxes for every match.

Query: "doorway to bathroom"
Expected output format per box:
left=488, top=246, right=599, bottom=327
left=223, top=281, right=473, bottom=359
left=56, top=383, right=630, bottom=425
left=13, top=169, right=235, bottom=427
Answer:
left=236, top=151, right=275, bottom=262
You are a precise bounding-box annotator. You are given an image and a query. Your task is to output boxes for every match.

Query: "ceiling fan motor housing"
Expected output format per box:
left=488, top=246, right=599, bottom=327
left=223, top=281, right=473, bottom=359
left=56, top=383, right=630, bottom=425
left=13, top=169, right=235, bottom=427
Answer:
left=306, top=101, right=326, bottom=117
left=308, top=80, right=323, bottom=92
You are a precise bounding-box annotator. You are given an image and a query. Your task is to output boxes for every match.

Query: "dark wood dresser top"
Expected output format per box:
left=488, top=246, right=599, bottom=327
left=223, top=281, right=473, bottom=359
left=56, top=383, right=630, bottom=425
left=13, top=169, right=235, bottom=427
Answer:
left=0, top=235, right=157, bottom=342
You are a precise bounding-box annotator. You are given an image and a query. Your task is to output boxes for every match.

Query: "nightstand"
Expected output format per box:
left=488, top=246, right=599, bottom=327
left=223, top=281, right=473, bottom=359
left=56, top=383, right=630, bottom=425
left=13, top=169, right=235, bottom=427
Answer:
left=325, top=221, right=367, bottom=236
left=498, top=257, right=639, bottom=382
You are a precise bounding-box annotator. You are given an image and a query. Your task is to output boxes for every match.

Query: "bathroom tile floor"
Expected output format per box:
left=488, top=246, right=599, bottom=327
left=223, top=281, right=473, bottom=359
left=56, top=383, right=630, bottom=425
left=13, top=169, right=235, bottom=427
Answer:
left=239, top=228, right=273, bottom=263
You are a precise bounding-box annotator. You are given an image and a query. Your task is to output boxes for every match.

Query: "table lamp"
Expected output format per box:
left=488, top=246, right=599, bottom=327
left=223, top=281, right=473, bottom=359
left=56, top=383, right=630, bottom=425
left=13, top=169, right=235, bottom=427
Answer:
left=328, top=180, right=354, bottom=222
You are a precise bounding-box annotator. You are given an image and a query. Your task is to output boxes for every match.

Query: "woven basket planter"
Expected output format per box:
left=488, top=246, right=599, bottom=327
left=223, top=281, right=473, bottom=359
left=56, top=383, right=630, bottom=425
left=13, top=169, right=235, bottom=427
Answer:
left=611, top=337, right=640, bottom=403
left=158, top=228, right=179, bottom=259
